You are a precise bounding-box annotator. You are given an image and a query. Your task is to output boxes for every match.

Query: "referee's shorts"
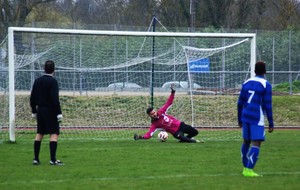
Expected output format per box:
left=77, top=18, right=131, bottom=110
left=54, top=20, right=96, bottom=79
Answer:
left=36, top=106, right=60, bottom=135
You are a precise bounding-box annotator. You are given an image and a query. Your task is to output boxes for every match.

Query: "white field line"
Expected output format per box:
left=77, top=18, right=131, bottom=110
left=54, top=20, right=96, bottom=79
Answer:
left=1, top=172, right=300, bottom=185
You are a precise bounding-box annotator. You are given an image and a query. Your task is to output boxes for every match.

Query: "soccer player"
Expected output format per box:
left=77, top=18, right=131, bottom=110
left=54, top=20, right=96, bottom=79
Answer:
left=134, top=84, right=202, bottom=143
left=237, top=61, right=274, bottom=177
left=30, top=60, right=64, bottom=166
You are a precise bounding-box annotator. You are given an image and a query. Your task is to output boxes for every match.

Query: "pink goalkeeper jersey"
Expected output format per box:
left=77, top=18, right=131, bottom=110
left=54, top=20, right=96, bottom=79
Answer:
left=143, top=93, right=181, bottom=139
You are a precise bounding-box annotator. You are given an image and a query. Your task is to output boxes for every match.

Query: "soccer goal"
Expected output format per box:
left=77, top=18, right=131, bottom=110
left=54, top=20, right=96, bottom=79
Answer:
left=3, top=27, right=256, bottom=142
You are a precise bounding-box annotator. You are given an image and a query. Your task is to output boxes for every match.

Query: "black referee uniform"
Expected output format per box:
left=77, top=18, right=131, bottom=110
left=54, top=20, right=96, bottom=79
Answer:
left=30, top=74, right=62, bottom=135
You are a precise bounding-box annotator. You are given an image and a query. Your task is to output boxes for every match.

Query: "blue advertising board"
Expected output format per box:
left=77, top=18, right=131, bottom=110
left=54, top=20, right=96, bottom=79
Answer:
left=189, top=58, right=210, bottom=73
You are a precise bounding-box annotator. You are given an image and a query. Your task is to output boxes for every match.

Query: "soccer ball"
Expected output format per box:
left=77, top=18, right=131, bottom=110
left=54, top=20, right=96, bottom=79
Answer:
left=158, top=131, right=168, bottom=142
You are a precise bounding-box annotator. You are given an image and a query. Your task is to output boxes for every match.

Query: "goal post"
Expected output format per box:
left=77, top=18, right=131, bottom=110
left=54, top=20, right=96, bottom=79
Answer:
left=6, top=27, right=256, bottom=142
left=8, top=28, right=16, bottom=142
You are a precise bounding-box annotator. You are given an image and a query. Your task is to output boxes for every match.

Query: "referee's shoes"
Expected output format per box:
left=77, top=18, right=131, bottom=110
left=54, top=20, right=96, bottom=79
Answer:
left=32, top=159, right=40, bottom=165
left=50, top=160, right=64, bottom=166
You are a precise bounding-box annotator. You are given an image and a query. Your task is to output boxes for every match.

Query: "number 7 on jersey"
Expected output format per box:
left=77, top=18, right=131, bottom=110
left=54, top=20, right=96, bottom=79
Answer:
left=247, top=90, right=255, bottom=103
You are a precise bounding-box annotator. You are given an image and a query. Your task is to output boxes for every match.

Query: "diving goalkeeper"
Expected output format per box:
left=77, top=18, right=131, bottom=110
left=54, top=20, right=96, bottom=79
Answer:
left=134, top=84, right=202, bottom=143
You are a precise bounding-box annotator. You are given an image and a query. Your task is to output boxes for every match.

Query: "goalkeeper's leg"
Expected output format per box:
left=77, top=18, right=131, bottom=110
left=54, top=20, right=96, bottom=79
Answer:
left=173, top=131, right=196, bottom=143
left=179, top=122, right=199, bottom=138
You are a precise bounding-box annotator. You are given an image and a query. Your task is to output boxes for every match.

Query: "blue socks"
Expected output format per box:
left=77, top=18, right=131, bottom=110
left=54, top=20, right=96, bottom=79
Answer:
left=247, top=146, right=260, bottom=169
left=241, top=143, right=250, bottom=167
left=241, top=144, right=260, bottom=169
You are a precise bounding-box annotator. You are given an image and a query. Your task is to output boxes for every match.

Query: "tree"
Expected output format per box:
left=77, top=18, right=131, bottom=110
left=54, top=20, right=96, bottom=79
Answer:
left=263, top=0, right=300, bottom=30
left=157, top=0, right=190, bottom=28
left=224, top=0, right=300, bottom=30
left=0, top=0, right=56, bottom=43
left=195, top=0, right=234, bottom=28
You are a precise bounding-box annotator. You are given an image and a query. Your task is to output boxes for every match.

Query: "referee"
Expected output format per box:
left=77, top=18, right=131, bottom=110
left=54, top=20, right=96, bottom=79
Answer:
left=30, top=60, right=63, bottom=166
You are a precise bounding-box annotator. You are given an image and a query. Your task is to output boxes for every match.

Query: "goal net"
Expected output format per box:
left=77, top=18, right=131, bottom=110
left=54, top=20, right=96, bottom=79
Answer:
left=2, top=27, right=256, bottom=142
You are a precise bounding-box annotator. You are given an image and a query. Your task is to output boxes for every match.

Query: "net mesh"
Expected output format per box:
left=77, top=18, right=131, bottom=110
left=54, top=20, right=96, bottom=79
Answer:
left=1, top=29, right=253, bottom=141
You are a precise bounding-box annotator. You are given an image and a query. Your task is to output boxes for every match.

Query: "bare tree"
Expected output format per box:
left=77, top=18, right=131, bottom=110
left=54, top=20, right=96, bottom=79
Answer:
left=157, top=0, right=190, bottom=28
left=263, top=0, right=300, bottom=30
left=0, top=0, right=56, bottom=42
left=1, top=0, right=300, bottom=43
left=225, top=0, right=300, bottom=30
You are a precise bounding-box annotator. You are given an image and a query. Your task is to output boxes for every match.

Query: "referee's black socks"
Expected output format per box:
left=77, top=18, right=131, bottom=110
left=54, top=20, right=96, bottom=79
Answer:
left=34, top=140, right=41, bottom=161
left=50, top=141, right=57, bottom=162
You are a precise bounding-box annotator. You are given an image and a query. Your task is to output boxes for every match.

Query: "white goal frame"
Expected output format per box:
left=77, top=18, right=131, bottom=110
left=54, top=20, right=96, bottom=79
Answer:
left=8, top=27, right=256, bottom=142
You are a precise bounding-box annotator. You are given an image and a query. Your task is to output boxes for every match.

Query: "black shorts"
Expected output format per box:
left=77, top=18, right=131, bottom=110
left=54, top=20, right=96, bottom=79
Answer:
left=173, top=122, right=198, bottom=139
left=36, top=107, right=60, bottom=135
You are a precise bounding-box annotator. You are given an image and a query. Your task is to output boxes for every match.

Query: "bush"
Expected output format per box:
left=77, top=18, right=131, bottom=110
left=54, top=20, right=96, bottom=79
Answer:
left=273, top=80, right=300, bottom=93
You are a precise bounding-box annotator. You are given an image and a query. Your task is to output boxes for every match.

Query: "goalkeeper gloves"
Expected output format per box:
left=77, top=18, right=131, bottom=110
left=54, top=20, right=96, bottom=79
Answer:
left=31, top=113, right=37, bottom=119
left=57, top=114, right=63, bottom=123
left=134, top=133, right=143, bottom=140
left=170, top=83, right=176, bottom=93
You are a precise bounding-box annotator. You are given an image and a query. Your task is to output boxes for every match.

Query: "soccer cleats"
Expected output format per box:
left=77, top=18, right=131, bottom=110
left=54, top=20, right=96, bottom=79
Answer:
left=191, top=138, right=205, bottom=143
left=178, top=138, right=205, bottom=143
left=32, top=160, right=40, bottom=165
left=50, top=160, right=64, bottom=166
left=195, top=139, right=205, bottom=143
left=33, top=159, right=64, bottom=166
left=242, top=168, right=262, bottom=177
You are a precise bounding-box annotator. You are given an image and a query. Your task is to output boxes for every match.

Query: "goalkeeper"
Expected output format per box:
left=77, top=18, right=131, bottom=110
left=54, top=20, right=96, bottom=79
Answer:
left=134, top=83, right=201, bottom=143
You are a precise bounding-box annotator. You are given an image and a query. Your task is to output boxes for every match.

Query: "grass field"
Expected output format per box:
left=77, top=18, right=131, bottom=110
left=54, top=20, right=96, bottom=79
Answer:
left=1, top=130, right=300, bottom=190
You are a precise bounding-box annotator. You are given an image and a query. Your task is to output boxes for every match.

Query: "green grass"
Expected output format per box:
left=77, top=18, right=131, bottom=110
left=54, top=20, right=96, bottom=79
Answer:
left=273, top=80, right=300, bottom=93
left=1, top=130, right=300, bottom=190
left=7, top=94, right=300, bottom=127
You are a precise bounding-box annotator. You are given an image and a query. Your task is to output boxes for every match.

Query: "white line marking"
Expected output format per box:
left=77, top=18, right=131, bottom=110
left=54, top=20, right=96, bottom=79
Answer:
left=1, top=171, right=300, bottom=185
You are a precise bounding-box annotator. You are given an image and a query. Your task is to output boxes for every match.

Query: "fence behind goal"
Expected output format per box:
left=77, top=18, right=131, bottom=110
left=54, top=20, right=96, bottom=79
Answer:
left=1, top=27, right=256, bottom=142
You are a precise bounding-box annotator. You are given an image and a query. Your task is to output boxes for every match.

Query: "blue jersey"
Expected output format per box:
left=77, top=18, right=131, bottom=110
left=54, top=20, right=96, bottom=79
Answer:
left=237, top=76, right=274, bottom=128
